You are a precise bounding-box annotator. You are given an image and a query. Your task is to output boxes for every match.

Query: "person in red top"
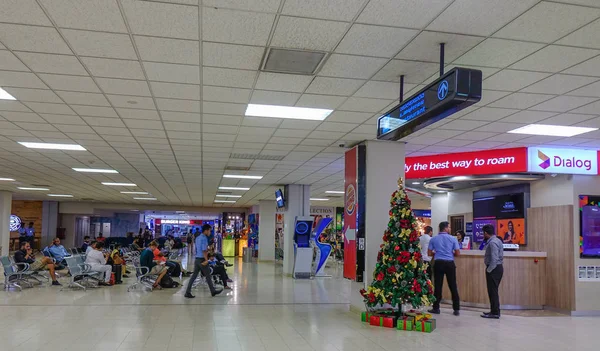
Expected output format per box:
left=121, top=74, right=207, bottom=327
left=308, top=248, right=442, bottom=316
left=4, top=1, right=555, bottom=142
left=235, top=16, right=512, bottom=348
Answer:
left=96, top=233, right=106, bottom=243
left=150, top=241, right=190, bottom=276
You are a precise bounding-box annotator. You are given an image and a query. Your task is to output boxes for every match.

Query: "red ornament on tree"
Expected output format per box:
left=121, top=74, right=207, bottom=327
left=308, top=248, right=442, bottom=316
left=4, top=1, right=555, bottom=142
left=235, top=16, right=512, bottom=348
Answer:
left=394, top=245, right=400, bottom=251
left=400, top=219, right=410, bottom=228
left=387, top=266, right=396, bottom=274
left=376, top=272, right=384, bottom=281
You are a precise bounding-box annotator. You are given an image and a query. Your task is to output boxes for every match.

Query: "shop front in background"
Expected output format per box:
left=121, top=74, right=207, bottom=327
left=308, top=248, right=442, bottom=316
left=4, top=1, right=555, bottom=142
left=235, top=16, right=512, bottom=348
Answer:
left=9, top=200, right=43, bottom=250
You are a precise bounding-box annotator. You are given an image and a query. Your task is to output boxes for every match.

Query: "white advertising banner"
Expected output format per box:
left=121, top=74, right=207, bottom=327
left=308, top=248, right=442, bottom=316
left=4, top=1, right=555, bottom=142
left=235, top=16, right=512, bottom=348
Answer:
left=527, top=147, right=598, bottom=175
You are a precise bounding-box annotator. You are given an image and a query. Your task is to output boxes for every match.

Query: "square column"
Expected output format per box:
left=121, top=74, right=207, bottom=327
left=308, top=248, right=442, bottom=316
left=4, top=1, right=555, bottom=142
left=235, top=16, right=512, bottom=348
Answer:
left=258, top=199, right=276, bottom=261
left=283, top=184, right=310, bottom=275
left=0, top=191, right=12, bottom=256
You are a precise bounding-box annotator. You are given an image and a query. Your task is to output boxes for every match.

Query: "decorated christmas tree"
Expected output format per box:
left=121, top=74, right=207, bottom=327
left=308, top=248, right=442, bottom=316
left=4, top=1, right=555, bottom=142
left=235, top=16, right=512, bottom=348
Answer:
left=360, top=177, right=435, bottom=310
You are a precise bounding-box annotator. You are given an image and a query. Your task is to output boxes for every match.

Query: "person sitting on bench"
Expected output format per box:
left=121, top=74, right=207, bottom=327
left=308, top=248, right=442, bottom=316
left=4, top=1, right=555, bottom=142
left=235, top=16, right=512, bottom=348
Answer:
left=14, top=241, right=61, bottom=286
left=48, top=237, right=70, bottom=265
left=140, top=241, right=169, bottom=290
left=85, top=241, right=113, bottom=286
left=208, top=252, right=231, bottom=290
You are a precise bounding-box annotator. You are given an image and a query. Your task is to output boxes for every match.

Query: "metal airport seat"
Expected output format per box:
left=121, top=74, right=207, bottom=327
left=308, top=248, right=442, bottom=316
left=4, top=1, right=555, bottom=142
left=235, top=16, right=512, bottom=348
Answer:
left=127, top=259, right=158, bottom=292
left=61, top=255, right=100, bottom=291
left=1, top=256, right=32, bottom=291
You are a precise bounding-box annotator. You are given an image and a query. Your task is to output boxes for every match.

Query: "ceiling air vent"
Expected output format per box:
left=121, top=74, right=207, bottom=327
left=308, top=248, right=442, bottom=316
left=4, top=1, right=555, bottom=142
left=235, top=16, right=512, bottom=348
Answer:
left=230, top=153, right=285, bottom=161
left=261, top=48, right=327, bottom=75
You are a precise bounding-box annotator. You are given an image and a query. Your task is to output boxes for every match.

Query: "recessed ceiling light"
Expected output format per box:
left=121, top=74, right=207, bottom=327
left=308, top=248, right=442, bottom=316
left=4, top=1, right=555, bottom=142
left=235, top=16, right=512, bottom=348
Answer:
left=219, top=186, right=250, bottom=191
left=73, top=168, right=118, bottom=173
left=216, top=194, right=242, bottom=198
left=411, top=182, right=420, bottom=185
left=0, top=178, right=15, bottom=181
left=245, top=104, right=333, bottom=121
left=223, top=174, right=263, bottom=180
left=507, top=124, right=598, bottom=137
left=102, top=182, right=137, bottom=186
left=325, top=191, right=345, bottom=194
left=310, top=198, right=329, bottom=201
left=176, top=211, right=185, bottom=214
left=215, top=200, right=236, bottom=203
left=437, top=191, right=446, bottom=193
left=48, top=194, right=73, bottom=197
left=134, top=197, right=157, bottom=200
left=18, top=187, right=49, bottom=191
left=0, top=87, right=16, bottom=100
left=130, top=209, right=139, bottom=212
left=120, top=191, right=148, bottom=194
left=18, top=142, right=86, bottom=151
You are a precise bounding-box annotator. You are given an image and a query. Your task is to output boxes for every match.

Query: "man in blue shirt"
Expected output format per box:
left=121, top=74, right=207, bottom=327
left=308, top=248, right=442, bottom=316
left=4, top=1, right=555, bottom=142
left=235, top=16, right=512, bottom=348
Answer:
left=185, top=224, right=223, bottom=298
left=428, top=221, right=461, bottom=316
left=48, top=237, right=70, bottom=264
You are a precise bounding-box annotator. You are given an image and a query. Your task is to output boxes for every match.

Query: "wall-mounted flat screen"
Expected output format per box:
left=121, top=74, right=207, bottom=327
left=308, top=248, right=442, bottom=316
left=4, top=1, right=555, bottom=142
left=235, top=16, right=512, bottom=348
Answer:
left=473, top=193, right=526, bottom=244
left=579, top=195, right=600, bottom=258
left=275, top=189, right=285, bottom=208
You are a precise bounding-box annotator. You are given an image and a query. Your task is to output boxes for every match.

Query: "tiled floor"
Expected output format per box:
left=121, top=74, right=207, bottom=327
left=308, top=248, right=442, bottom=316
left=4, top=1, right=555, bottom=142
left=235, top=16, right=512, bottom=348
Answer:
left=1, top=258, right=597, bottom=351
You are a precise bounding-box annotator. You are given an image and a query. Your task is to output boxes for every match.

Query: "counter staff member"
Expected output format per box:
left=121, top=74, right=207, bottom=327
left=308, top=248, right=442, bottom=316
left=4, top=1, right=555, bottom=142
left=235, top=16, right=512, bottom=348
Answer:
left=428, top=221, right=460, bottom=316
left=482, top=224, right=504, bottom=319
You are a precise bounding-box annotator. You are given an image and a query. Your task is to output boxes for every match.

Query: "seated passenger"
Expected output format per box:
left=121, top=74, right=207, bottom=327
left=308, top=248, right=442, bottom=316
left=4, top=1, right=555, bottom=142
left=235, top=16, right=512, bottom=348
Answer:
left=14, top=241, right=61, bottom=286
left=96, top=232, right=106, bottom=243
left=86, top=241, right=97, bottom=255
left=81, top=236, right=91, bottom=252
left=85, top=241, right=112, bottom=286
left=48, top=237, right=70, bottom=264
left=131, top=238, right=143, bottom=252
left=110, top=245, right=129, bottom=278
left=150, top=240, right=190, bottom=277
left=140, top=241, right=169, bottom=289
left=208, top=252, right=231, bottom=290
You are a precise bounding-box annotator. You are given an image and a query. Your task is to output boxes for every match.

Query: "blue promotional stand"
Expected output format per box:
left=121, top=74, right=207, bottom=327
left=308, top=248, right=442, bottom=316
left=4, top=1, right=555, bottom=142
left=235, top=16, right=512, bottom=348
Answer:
left=312, top=217, right=333, bottom=277
left=292, top=216, right=314, bottom=279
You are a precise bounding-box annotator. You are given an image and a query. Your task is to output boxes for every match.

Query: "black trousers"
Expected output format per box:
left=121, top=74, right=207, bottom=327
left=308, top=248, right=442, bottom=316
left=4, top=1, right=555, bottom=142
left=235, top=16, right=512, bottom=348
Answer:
left=185, top=258, right=216, bottom=295
left=486, top=264, right=504, bottom=315
left=210, top=264, right=229, bottom=286
left=432, top=260, right=460, bottom=311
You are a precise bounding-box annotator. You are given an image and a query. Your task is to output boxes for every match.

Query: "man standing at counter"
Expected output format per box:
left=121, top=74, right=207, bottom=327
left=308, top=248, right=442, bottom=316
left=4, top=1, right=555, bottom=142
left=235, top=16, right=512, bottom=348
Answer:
left=482, top=224, right=504, bottom=319
left=428, top=221, right=460, bottom=316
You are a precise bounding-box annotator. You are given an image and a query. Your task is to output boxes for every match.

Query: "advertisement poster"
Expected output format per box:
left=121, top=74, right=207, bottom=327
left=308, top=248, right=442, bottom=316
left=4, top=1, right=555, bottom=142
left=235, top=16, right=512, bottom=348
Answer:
left=344, top=147, right=357, bottom=280
left=473, top=219, right=496, bottom=243
left=497, top=218, right=525, bottom=244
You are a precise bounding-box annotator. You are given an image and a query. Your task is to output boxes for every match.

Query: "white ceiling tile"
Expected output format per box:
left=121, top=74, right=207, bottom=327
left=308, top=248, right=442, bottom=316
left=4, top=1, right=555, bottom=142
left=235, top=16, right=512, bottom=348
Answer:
left=483, top=70, right=550, bottom=91
left=440, top=119, right=490, bottom=131
left=0, top=71, right=47, bottom=89
left=255, top=72, right=313, bottom=93
left=540, top=113, right=597, bottom=126
left=530, top=96, right=598, bottom=113
left=279, top=120, right=321, bottom=130
left=317, top=122, right=357, bottom=133
left=570, top=100, right=600, bottom=115
left=63, top=29, right=137, bottom=59
left=272, top=16, right=348, bottom=51
left=56, top=91, right=110, bottom=106
left=202, top=0, right=280, bottom=12
left=453, top=131, right=498, bottom=141
left=106, top=95, right=155, bottom=110
left=157, top=99, right=200, bottom=113
left=499, top=110, right=557, bottom=123
left=372, top=60, right=439, bottom=83
left=0, top=111, right=43, bottom=123
left=0, top=51, right=29, bottom=72
left=427, top=0, right=539, bottom=35
left=143, top=62, right=200, bottom=84
left=124, top=119, right=164, bottom=130
left=205, top=86, right=252, bottom=104
left=305, top=77, right=365, bottom=96
left=164, top=121, right=200, bottom=132
left=488, top=93, right=555, bottom=109
left=203, top=67, right=257, bottom=89
left=16, top=53, right=88, bottom=75
left=325, top=111, right=372, bottom=123
left=272, top=129, right=311, bottom=138
left=336, top=24, right=418, bottom=58
left=40, top=0, right=127, bottom=32
left=203, top=7, right=274, bottom=46
left=282, top=0, right=363, bottom=21
left=203, top=102, right=246, bottom=115
left=472, top=122, right=526, bottom=133
left=510, top=46, right=599, bottom=73
left=93, top=126, right=132, bottom=136
left=461, top=107, right=518, bottom=121
left=319, top=54, right=388, bottom=79
left=354, top=81, right=411, bottom=100
left=494, top=2, right=600, bottom=43
left=397, top=31, right=483, bottom=62
left=455, top=39, right=544, bottom=68
left=134, top=36, right=199, bottom=65
left=203, top=114, right=241, bottom=125
left=41, top=114, right=86, bottom=125
left=82, top=57, right=146, bottom=80
left=521, top=74, right=598, bottom=95
left=0, top=24, right=71, bottom=54
left=358, top=0, right=451, bottom=28
left=150, top=82, right=199, bottom=100
left=268, top=137, right=303, bottom=145
left=24, top=102, right=75, bottom=115
left=55, top=124, right=95, bottom=134
left=557, top=18, right=600, bottom=49
left=295, top=94, right=346, bottom=109
left=338, top=97, right=393, bottom=113
left=202, top=42, right=264, bottom=70
left=72, top=105, right=118, bottom=117
left=117, top=108, right=161, bottom=120
left=121, top=0, right=199, bottom=40
left=4, top=88, right=61, bottom=103
left=95, top=78, right=151, bottom=96
left=1, top=0, right=52, bottom=26
left=250, top=90, right=300, bottom=106
left=478, top=89, right=512, bottom=106
left=567, top=81, right=600, bottom=98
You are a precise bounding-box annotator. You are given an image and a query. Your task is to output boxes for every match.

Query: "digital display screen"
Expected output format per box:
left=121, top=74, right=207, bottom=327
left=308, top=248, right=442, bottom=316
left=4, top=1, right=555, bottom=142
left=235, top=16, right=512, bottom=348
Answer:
left=275, top=189, right=285, bottom=208
left=580, top=195, right=600, bottom=258
left=473, top=194, right=525, bottom=219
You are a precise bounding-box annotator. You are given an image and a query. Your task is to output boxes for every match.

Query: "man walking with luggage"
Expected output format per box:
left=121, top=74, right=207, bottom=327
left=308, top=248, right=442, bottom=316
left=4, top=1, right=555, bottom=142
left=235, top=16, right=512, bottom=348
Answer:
left=428, top=221, right=461, bottom=316
left=481, top=224, right=504, bottom=319
left=185, top=224, right=222, bottom=298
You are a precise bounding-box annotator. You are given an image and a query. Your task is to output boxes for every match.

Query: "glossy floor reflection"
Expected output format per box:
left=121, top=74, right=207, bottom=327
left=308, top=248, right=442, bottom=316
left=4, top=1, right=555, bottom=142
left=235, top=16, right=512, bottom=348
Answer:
left=1, top=258, right=597, bottom=351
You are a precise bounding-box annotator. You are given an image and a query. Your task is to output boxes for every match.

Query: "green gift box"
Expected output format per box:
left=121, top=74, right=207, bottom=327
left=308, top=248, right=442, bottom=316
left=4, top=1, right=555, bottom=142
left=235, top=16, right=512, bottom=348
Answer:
left=415, top=318, right=436, bottom=333
left=397, top=316, right=414, bottom=331
left=361, top=311, right=370, bottom=322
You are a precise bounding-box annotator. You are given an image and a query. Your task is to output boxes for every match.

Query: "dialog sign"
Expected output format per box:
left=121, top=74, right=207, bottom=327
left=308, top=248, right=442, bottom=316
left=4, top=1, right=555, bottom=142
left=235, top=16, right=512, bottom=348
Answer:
left=528, top=147, right=598, bottom=175
left=377, top=67, right=482, bottom=141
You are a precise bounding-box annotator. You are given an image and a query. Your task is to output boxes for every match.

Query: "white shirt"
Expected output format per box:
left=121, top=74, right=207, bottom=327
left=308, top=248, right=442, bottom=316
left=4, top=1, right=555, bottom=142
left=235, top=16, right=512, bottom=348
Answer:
left=85, top=249, right=107, bottom=266
left=85, top=246, right=93, bottom=255
left=419, top=234, right=432, bottom=262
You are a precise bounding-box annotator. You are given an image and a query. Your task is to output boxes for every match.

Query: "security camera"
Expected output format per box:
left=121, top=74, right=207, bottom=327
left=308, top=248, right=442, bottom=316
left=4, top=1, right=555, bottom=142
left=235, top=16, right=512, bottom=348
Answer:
left=338, top=141, right=346, bottom=148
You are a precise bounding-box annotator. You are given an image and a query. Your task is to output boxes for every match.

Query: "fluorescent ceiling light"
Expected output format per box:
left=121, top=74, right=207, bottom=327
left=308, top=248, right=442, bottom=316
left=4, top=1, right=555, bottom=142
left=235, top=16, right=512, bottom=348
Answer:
left=223, top=174, right=263, bottom=180
left=412, top=182, right=420, bottom=185
left=0, top=87, right=16, bottom=100
left=102, top=182, right=137, bottom=186
left=245, top=104, right=333, bottom=121
left=325, top=191, right=345, bottom=194
left=176, top=211, right=185, bottom=213
left=310, top=198, right=329, bottom=201
left=18, top=142, right=86, bottom=151
left=120, top=191, right=148, bottom=194
left=73, top=168, right=118, bottom=173
left=216, top=194, right=242, bottom=198
left=18, top=187, right=49, bottom=191
left=507, top=124, right=598, bottom=137
left=0, top=178, right=15, bottom=181
left=219, top=186, right=250, bottom=191
left=215, top=200, right=236, bottom=203
left=48, top=194, right=73, bottom=197
left=134, top=197, right=157, bottom=200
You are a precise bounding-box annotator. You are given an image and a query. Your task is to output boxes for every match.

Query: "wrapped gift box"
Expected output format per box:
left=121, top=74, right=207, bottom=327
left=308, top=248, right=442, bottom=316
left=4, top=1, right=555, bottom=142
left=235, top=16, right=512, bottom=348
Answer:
left=397, top=316, right=414, bottom=331
left=382, top=315, right=397, bottom=328
left=361, top=311, right=370, bottom=322
left=405, top=310, right=432, bottom=321
left=369, top=315, right=383, bottom=327
left=415, top=318, right=436, bottom=333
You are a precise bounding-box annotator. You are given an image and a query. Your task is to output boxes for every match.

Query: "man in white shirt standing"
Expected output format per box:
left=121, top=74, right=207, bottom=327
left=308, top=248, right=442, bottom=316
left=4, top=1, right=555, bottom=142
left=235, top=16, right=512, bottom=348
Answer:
left=419, top=226, right=433, bottom=278
left=85, top=241, right=112, bottom=286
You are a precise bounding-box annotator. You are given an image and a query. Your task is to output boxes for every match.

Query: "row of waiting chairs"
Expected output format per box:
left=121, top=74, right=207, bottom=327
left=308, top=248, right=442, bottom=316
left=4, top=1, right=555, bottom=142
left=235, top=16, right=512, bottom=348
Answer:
left=1, top=256, right=51, bottom=290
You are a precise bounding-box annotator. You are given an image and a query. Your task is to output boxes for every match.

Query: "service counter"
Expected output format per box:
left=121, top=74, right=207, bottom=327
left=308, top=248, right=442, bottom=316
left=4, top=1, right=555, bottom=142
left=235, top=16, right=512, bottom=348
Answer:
left=441, top=250, right=547, bottom=310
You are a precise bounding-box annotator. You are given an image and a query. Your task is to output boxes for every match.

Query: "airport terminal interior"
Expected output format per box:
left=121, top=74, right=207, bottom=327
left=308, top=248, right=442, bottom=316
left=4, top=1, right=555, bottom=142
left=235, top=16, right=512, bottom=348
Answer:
left=1, top=0, right=600, bottom=350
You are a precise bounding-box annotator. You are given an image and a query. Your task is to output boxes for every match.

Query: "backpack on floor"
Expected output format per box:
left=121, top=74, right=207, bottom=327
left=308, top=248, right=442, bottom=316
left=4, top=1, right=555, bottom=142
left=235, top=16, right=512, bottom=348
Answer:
left=168, top=262, right=181, bottom=277
left=159, top=275, right=179, bottom=288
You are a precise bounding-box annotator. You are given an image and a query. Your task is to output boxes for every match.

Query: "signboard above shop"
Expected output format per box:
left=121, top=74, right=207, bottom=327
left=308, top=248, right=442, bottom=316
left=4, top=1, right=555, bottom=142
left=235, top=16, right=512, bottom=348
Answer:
left=377, top=67, right=482, bottom=141
left=527, top=147, right=598, bottom=175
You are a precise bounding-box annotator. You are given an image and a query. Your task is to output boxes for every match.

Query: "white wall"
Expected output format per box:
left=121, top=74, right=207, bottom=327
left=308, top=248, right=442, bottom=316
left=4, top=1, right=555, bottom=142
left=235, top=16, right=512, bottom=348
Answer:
left=530, top=174, right=574, bottom=208
left=448, top=190, right=473, bottom=215
left=0, top=191, right=11, bottom=256
left=258, top=199, right=276, bottom=262
left=430, top=193, right=449, bottom=233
